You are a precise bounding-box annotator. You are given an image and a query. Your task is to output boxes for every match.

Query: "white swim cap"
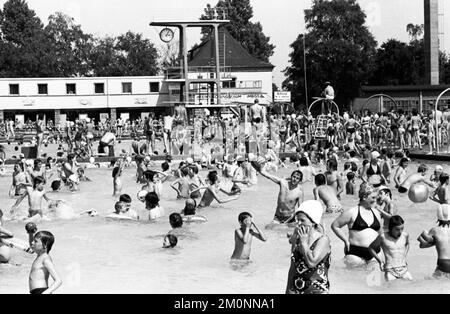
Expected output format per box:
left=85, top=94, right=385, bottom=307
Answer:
left=186, top=157, right=194, bottom=164
left=436, top=165, right=444, bottom=172
left=371, top=151, right=381, bottom=159
left=89, top=157, right=95, bottom=164
left=295, top=200, right=324, bottom=225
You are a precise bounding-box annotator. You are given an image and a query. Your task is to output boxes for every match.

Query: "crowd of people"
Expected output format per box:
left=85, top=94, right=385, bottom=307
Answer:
left=2, top=94, right=450, bottom=294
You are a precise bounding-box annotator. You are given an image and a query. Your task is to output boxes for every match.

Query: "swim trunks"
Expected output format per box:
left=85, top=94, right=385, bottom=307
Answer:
left=346, top=245, right=380, bottom=261
left=30, top=288, right=47, bottom=295
left=326, top=204, right=343, bottom=214
left=385, top=266, right=409, bottom=279
left=437, top=259, right=450, bottom=273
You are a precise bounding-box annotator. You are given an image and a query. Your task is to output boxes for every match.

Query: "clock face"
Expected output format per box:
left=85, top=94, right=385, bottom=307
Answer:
left=160, top=28, right=174, bottom=43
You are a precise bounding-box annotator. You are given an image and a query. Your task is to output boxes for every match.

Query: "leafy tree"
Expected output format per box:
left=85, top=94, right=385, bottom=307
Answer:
left=0, top=0, right=55, bottom=77
left=89, top=36, right=122, bottom=76
left=115, top=31, right=159, bottom=76
left=200, top=0, right=275, bottom=62
left=45, top=12, right=94, bottom=77
left=283, top=0, right=377, bottom=109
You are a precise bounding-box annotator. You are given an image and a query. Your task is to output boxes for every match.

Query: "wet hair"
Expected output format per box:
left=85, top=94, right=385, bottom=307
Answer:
left=164, top=234, right=178, bottom=248
left=314, top=173, right=326, bottom=186
left=238, top=212, right=252, bottom=223
left=418, top=164, right=428, bottom=173
left=184, top=199, right=197, bottom=216
left=350, top=162, right=358, bottom=172
left=291, top=170, right=303, bottom=182
left=119, top=194, right=132, bottom=204
left=349, top=151, right=356, bottom=158
left=180, top=167, right=189, bottom=177
left=161, top=162, right=170, bottom=172
left=380, top=188, right=392, bottom=199
left=440, top=173, right=450, bottom=185
left=51, top=180, right=61, bottom=191
left=400, top=158, right=409, bottom=166
left=145, top=192, right=159, bottom=209
left=169, top=213, right=183, bottom=228
left=299, top=157, right=309, bottom=167
left=33, top=176, right=45, bottom=188
left=179, top=161, right=186, bottom=168
left=387, top=151, right=394, bottom=158
left=144, top=170, right=156, bottom=182
left=34, top=231, right=55, bottom=253
left=388, top=216, right=405, bottom=231
left=362, top=159, right=370, bottom=167
left=347, top=172, right=356, bottom=181
left=207, top=171, right=219, bottom=184
left=34, top=159, right=42, bottom=166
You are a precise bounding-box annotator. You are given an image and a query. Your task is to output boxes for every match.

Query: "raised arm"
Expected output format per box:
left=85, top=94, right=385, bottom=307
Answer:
left=259, top=169, right=282, bottom=185
left=250, top=221, right=267, bottom=242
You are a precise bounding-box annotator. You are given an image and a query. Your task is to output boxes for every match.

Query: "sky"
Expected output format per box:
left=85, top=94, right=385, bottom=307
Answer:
left=0, top=0, right=449, bottom=86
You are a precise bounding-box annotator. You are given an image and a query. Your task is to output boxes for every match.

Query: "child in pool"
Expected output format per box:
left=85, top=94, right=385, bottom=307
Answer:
left=112, top=160, right=125, bottom=197
left=181, top=199, right=207, bottom=223
left=375, top=187, right=397, bottom=231
left=231, top=212, right=266, bottom=260
left=430, top=173, right=450, bottom=205
left=369, top=216, right=413, bottom=281
left=346, top=172, right=356, bottom=195
left=163, top=234, right=178, bottom=248
left=29, top=231, right=62, bottom=294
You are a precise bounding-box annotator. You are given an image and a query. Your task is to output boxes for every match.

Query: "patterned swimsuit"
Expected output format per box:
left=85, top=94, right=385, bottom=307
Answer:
left=289, top=237, right=331, bottom=294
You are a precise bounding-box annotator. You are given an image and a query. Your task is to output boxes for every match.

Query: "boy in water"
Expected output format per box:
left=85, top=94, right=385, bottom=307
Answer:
left=397, top=164, right=435, bottom=194
left=11, top=176, right=60, bottom=222
left=430, top=165, right=444, bottom=184
left=430, top=173, right=450, bottom=205
left=369, top=216, right=412, bottom=281
left=29, top=231, right=62, bottom=294
left=163, top=234, right=178, bottom=248
left=418, top=204, right=450, bottom=278
left=346, top=172, right=356, bottom=195
left=231, top=212, right=266, bottom=260
left=313, top=174, right=342, bottom=214
left=112, top=159, right=125, bottom=197
left=393, top=158, right=409, bottom=189
left=376, top=187, right=397, bottom=231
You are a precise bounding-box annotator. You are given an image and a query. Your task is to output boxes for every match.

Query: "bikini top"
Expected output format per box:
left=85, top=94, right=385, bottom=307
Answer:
left=366, top=164, right=381, bottom=176
left=350, top=206, right=381, bottom=232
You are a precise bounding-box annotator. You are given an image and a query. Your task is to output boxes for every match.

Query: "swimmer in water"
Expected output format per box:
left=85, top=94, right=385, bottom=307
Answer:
left=313, top=173, right=342, bottom=214
left=191, top=171, right=240, bottom=208
left=231, top=212, right=266, bottom=260
left=256, top=165, right=303, bottom=223
left=430, top=173, right=450, bottom=205
left=369, top=216, right=413, bottom=281
left=29, top=231, right=62, bottom=294
left=11, top=176, right=60, bottom=222
left=397, top=164, right=435, bottom=194
left=182, top=199, right=207, bottom=223
left=393, top=158, right=409, bottom=189
left=0, top=209, right=14, bottom=263
left=418, top=204, right=450, bottom=278
left=163, top=234, right=178, bottom=248
left=112, top=159, right=125, bottom=197
left=375, top=187, right=397, bottom=232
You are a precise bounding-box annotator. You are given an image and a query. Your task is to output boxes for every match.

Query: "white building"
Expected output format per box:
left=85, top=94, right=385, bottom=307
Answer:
left=0, top=29, right=274, bottom=124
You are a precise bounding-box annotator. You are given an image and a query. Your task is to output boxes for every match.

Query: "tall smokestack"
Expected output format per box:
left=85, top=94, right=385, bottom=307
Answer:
left=424, top=0, right=440, bottom=85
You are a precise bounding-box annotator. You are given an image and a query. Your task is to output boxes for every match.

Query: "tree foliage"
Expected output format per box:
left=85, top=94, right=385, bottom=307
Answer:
left=200, top=0, right=275, bottom=62
left=283, top=0, right=377, bottom=110
left=0, top=0, right=159, bottom=77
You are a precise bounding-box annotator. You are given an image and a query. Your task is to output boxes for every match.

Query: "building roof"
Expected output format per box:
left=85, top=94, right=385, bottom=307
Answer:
left=188, top=28, right=274, bottom=71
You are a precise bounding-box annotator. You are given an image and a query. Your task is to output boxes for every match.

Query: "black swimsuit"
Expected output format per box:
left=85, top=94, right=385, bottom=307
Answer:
left=346, top=206, right=381, bottom=261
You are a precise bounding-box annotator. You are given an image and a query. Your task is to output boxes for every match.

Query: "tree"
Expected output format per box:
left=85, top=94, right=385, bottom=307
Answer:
left=115, top=31, right=159, bottom=76
left=283, top=0, right=377, bottom=110
left=45, top=12, right=94, bottom=77
left=200, top=0, right=275, bottom=62
left=0, top=0, right=55, bottom=77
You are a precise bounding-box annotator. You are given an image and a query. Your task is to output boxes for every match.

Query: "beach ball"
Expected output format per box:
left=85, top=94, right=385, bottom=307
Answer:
left=408, top=184, right=429, bottom=203
left=0, top=246, right=11, bottom=263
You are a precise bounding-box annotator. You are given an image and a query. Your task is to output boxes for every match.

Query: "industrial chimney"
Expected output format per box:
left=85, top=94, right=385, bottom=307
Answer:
left=424, top=0, right=440, bottom=85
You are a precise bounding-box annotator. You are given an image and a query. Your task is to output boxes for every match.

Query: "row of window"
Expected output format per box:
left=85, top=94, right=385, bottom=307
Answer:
left=222, top=80, right=262, bottom=89
left=6, top=82, right=160, bottom=96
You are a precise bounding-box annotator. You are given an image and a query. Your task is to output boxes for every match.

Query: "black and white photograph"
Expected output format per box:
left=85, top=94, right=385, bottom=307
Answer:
left=1, top=0, right=450, bottom=297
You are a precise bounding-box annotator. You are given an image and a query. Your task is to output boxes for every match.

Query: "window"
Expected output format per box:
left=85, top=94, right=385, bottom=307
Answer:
left=222, top=80, right=236, bottom=89
left=253, top=81, right=262, bottom=88
left=9, top=84, right=19, bottom=95
left=122, top=82, right=132, bottom=94
left=38, top=84, right=48, bottom=95
left=95, top=83, right=105, bottom=94
left=66, top=84, right=76, bottom=95
left=149, top=82, right=160, bottom=93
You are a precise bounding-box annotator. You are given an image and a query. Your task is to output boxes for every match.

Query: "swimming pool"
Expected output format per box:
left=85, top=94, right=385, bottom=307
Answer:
left=1, top=161, right=450, bottom=294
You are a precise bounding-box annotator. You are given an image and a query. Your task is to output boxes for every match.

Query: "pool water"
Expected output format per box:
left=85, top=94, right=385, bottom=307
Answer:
left=1, top=161, right=450, bottom=294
